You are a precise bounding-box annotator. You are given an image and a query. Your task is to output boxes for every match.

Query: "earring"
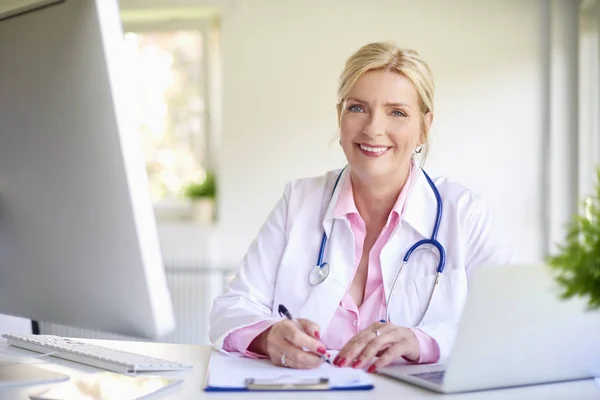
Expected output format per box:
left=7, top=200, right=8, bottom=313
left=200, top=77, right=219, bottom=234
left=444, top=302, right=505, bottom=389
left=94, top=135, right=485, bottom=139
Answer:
left=415, top=145, right=423, bottom=154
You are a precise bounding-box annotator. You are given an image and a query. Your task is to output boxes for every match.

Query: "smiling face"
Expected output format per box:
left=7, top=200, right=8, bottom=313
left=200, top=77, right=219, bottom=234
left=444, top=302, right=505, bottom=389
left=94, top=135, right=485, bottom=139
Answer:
left=339, top=69, right=432, bottom=183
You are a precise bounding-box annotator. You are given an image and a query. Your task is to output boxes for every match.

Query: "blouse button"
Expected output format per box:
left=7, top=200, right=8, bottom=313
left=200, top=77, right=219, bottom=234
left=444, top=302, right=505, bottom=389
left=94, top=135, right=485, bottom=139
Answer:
left=352, top=320, right=359, bottom=327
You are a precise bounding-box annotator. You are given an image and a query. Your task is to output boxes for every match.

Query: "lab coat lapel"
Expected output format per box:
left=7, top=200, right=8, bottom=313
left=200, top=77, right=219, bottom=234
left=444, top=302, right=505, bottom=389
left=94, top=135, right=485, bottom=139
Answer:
left=299, top=167, right=355, bottom=336
left=401, top=167, right=438, bottom=240
left=380, top=168, right=438, bottom=320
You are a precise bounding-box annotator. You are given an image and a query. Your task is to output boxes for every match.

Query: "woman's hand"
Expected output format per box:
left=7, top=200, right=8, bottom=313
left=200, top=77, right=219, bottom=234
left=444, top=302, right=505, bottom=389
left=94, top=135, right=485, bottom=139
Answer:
left=249, top=318, right=328, bottom=369
left=334, top=322, right=420, bottom=373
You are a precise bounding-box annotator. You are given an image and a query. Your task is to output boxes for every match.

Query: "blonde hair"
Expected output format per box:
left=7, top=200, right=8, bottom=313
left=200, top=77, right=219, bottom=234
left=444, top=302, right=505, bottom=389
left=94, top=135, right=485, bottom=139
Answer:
left=336, top=42, right=435, bottom=161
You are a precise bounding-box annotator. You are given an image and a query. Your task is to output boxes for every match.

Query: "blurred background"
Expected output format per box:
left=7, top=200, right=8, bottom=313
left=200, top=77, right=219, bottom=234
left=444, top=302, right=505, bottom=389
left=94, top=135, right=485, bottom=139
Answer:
left=2, top=0, right=599, bottom=346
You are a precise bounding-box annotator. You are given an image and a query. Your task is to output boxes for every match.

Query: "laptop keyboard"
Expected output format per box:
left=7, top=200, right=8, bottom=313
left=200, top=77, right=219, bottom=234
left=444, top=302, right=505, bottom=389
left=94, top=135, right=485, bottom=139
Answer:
left=410, top=370, right=446, bottom=385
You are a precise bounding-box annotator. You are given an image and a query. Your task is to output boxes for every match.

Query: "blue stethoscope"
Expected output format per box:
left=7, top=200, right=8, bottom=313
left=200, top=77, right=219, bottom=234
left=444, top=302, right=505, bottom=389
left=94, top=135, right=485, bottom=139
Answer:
left=308, top=167, right=446, bottom=326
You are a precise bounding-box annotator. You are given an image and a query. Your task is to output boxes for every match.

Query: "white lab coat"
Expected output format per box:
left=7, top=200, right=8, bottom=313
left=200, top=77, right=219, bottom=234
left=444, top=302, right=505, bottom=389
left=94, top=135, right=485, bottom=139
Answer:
left=209, top=166, right=512, bottom=360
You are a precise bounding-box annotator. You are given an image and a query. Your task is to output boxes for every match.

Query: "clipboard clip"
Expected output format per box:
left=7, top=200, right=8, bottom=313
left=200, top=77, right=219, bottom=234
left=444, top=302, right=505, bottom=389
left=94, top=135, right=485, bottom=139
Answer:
left=244, top=376, right=330, bottom=391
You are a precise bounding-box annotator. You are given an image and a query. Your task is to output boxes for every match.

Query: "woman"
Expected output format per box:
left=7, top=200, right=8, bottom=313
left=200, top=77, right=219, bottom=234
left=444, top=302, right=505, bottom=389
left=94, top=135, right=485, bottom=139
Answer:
left=209, top=42, right=511, bottom=373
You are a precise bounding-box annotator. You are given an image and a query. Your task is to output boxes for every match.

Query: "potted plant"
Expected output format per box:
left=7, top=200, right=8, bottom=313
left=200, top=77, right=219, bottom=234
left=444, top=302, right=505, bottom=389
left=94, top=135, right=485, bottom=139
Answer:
left=182, top=171, right=217, bottom=224
left=546, top=167, right=600, bottom=310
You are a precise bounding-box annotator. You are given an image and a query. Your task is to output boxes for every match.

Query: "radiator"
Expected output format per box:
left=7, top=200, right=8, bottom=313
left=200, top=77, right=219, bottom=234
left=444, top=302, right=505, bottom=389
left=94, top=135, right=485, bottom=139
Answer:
left=38, top=265, right=236, bottom=345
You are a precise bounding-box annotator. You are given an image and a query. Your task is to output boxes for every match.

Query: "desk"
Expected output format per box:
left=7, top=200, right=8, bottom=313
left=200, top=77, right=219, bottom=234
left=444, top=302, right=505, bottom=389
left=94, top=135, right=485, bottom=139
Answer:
left=1, top=338, right=598, bottom=399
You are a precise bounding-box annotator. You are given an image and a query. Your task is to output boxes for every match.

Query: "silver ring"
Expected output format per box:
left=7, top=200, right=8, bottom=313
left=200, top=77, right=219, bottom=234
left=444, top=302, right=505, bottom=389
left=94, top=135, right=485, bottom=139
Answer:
left=281, top=353, right=287, bottom=367
left=375, top=330, right=380, bottom=337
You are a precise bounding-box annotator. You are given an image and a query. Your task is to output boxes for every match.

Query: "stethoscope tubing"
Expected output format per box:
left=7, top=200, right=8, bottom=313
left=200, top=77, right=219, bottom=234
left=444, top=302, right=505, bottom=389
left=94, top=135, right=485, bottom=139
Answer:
left=312, top=166, right=445, bottom=326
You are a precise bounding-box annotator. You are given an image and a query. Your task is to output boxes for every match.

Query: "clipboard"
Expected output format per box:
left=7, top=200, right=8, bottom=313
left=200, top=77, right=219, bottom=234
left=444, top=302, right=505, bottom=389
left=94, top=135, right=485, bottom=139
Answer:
left=243, top=377, right=330, bottom=391
left=204, top=351, right=374, bottom=392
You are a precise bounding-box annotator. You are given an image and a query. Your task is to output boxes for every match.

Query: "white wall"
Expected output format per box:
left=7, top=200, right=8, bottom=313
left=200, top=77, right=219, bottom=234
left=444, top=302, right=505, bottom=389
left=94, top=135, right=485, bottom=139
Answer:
left=121, top=0, right=581, bottom=267
left=214, top=0, right=547, bottom=264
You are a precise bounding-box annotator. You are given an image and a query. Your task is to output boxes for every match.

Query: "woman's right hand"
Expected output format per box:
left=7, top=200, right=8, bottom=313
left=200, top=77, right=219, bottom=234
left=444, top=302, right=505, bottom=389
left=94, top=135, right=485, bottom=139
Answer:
left=249, top=318, right=327, bottom=369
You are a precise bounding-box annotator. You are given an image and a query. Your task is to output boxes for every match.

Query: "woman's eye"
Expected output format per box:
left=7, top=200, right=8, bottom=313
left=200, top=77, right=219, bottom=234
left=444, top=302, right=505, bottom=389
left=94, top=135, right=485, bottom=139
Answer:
left=347, top=104, right=364, bottom=113
left=391, top=109, right=407, bottom=117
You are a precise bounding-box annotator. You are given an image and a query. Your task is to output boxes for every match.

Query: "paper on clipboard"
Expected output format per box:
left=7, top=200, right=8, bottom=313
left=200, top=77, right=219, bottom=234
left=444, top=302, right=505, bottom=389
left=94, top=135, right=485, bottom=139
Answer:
left=205, top=351, right=373, bottom=391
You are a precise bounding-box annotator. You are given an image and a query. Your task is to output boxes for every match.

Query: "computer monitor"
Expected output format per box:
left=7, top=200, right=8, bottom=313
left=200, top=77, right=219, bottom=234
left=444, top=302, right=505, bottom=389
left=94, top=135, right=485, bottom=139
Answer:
left=0, top=0, right=176, bottom=339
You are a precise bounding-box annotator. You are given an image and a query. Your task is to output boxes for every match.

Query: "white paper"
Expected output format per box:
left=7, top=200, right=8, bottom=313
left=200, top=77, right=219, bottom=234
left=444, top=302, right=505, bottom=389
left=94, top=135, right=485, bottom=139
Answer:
left=595, top=377, right=600, bottom=389
left=207, top=351, right=372, bottom=389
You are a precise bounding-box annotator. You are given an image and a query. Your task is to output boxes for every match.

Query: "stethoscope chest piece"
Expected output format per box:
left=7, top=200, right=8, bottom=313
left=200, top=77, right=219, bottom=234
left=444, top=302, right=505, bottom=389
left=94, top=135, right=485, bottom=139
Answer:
left=308, top=263, right=330, bottom=286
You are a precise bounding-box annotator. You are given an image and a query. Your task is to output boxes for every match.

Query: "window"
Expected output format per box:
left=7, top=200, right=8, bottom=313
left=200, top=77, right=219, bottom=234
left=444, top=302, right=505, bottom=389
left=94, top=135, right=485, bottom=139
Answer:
left=121, top=17, right=220, bottom=222
left=124, top=30, right=206, bottom=201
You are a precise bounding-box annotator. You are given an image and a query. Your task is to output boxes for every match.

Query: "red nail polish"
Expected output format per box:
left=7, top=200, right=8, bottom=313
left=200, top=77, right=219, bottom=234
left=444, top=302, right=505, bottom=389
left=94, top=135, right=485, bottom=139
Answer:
left=333, top=356, right=339, bottom=365
left=338, top=358, right=347, bottom=367
left=368, top=365, right=377, bottom=373
left=314, top=331, right=320, bottom=339
left=317, top=347, right=326, bottom=355
left=351, top=359, right=361, bottom=368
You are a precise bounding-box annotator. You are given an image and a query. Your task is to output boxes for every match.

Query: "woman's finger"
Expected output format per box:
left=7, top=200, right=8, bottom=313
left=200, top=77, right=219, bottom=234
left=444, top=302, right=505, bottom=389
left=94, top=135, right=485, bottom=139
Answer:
left=279, top=338, right=324, bottom=369
left=334, top=331, right=372, bottom=367
left=334, top=322, right=390, bottom=367
left=281, top=321, right=327, bottom=357
left=368, top=342, right=412, bottom=373
left=267, top=320, right=324, bottom=369
left=298, top=318, right=322, bottom=340
left=269, top=334, right=323, bottom=369
left=375, top=343, right=392, bottom=357
left=350, top=331, right=396, bottom=369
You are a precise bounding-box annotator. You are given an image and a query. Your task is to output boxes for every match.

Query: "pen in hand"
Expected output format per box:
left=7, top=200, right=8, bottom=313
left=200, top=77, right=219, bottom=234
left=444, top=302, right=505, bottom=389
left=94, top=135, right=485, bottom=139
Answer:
left=278, top=304, right=331, bottom=364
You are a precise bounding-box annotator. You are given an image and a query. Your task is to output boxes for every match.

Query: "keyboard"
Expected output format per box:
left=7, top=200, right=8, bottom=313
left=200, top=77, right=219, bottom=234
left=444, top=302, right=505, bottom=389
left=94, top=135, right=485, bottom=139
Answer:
left=2, top=334, right=193, bottom=374
left=410, top=370, right=446, bottom=385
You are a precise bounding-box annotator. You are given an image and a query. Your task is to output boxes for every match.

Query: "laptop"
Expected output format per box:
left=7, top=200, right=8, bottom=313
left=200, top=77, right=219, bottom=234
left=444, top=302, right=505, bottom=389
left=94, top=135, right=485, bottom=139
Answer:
left=378, top=264, right=600, bottom=393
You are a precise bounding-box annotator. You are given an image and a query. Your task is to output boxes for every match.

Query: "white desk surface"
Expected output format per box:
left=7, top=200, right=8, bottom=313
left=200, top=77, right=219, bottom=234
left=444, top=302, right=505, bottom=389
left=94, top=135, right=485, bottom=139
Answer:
left=0, top=338, right=598, bottom=399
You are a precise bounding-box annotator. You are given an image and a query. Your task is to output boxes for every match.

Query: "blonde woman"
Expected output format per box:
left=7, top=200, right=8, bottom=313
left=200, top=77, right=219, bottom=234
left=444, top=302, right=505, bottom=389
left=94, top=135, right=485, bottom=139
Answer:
left=209, top=42, right=511, bottom=373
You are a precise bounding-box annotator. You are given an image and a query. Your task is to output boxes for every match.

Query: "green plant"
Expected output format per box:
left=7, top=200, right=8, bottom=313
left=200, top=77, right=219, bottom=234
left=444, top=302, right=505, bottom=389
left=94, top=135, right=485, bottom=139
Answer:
left=546, top=167, right=600, bottom=310
left=183, top=171, right=217, bottom=200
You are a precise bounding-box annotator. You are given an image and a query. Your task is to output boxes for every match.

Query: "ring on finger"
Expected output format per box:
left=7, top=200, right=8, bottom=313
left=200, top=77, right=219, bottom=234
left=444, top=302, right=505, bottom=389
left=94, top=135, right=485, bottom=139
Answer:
left=281, top=353, right=288, bottom=367
left=374, top=330, right=380, bottom=337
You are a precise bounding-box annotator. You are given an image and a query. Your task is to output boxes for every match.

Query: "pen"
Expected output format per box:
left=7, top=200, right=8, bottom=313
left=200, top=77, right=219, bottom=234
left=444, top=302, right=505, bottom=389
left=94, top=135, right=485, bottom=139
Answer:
left=278, top=304, right=331, bottom=364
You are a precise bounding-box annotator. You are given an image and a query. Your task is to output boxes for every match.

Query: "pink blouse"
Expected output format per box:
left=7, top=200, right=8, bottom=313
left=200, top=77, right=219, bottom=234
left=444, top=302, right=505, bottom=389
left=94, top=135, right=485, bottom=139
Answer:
left=223, top=165, right=440, bottom=364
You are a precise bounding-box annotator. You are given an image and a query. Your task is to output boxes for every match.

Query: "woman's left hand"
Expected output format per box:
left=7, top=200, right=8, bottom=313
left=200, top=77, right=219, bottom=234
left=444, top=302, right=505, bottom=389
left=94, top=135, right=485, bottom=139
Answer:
left=333, top=322, right=420, bottom=373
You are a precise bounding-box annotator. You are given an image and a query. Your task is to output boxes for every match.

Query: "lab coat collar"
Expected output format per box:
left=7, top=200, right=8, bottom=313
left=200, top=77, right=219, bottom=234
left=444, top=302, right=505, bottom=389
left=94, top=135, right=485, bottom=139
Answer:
left=322, top=161, right=436, bottom=241
left=401, top=166, right=439, bottom=240
left=322, top=166, right=350, bottom=228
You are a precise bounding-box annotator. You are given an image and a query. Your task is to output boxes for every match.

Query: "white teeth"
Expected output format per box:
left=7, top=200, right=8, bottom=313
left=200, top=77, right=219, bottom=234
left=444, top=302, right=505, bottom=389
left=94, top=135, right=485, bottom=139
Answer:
left=360, top=144, right=389, bottom=153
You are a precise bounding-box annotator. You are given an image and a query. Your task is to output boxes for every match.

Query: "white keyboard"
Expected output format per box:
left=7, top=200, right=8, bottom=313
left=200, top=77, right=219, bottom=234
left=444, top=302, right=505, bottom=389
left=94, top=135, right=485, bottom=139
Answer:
left=2, top=334, right=193, bottom=374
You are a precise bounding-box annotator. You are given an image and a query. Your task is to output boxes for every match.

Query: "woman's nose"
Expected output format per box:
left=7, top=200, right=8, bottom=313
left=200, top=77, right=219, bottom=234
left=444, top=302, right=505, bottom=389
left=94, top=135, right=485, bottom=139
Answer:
left=363, top=110, right=386, bottom=137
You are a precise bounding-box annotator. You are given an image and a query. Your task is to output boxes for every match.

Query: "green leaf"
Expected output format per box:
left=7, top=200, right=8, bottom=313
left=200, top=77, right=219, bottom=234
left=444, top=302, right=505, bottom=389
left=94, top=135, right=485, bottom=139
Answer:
left=546, top=165, right=600, bottom=310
